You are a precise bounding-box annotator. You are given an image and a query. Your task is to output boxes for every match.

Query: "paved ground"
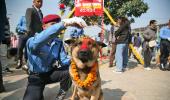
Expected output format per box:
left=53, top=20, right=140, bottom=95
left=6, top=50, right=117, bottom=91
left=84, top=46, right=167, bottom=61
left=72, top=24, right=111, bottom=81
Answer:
left=0, top=57, right=170, bottom=100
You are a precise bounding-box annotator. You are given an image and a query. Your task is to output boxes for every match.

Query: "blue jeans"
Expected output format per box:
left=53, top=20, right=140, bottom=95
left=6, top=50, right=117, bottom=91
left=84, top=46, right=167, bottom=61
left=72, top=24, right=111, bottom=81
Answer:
left=115, top=44, right=128, bottom=71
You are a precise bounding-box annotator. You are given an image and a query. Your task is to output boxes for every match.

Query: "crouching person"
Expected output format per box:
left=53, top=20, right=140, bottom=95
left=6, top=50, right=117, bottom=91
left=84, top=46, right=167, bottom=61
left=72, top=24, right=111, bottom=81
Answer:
left=23, top=14, right=87, bottom=100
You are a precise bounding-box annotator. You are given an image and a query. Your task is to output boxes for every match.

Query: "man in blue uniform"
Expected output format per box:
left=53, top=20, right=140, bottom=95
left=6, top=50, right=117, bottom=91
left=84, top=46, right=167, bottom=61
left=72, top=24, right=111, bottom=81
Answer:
left=23, top=14, right=87, bottom=100
left=159, top=19, right=170, bottom=71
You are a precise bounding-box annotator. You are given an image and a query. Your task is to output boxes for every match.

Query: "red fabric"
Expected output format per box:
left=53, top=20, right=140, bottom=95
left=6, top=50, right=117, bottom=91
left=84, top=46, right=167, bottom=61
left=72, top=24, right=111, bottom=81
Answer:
left=42, top=14, right=61, bottom=24
left=75, top=0, right=103, bottom=16
left=11, top=36, right=18, bottom=48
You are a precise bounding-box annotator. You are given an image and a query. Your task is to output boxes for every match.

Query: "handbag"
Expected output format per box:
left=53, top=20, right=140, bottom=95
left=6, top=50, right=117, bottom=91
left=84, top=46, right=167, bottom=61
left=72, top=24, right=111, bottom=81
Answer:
left=149, top=40, right=157, bottom=47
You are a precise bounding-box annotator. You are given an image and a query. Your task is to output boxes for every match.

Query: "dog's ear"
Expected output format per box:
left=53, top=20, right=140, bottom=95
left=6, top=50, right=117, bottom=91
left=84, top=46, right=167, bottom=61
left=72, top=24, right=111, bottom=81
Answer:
left=64, top=39, right=76, bottom=45
left=96, top=41, right=107, bottom=48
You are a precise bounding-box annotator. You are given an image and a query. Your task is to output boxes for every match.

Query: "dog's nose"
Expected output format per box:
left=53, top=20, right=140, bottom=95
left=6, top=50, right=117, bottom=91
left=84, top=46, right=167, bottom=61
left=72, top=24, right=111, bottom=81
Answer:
left=78, top=50, right=92, bottom=62
left=79, top=50, right=89, bottom=56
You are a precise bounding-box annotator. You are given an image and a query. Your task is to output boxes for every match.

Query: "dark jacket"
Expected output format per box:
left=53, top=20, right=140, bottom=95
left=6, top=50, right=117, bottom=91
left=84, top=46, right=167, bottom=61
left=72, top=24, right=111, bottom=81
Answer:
left=115, top=21, right=131, bottom=44
left=25, top=6, right=43, bottom=37
left=0, top=0, right=7, bottom=42
left=142, top=26, right=157, bottom=50
left=143, top=26, right=157, bottom=42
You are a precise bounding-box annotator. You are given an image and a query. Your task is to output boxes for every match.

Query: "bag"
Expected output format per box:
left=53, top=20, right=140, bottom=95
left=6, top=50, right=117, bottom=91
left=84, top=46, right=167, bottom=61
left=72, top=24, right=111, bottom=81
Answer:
left=149, top=40, right=157, bottom=47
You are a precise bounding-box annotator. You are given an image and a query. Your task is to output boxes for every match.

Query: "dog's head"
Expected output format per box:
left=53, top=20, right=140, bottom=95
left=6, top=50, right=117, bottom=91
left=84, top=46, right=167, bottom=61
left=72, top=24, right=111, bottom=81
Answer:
left=65, top=36, right=106, bottom=69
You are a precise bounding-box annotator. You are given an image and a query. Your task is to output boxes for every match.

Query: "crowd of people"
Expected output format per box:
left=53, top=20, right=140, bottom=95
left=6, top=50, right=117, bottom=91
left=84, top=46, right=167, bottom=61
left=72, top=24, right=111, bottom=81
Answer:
left=0, top=0, right=170, bottom=100
left=108, top=18, right=170, bottom=73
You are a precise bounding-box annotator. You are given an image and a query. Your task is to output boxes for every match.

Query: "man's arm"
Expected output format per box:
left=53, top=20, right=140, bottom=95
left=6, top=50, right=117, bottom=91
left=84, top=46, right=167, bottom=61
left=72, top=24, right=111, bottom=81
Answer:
left=59, top=42, right=71, bottom=67
left=27, top=22, right=65, bottom=52
left=25, top=8, right=33, bottom=34
left=27, top=17, right=87, bottom=52
left=143, top=29, right=152, bottom=41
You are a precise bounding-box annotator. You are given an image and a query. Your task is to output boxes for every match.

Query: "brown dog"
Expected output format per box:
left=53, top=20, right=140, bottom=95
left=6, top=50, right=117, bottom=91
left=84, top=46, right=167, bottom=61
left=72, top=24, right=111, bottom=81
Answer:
left=65, top=36, right=106, bottom=100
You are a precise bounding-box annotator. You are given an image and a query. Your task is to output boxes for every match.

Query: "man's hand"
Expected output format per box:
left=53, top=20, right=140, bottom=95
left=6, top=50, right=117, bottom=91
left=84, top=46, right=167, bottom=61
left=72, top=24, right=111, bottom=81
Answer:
left=62, top=17, right=87, bottom=28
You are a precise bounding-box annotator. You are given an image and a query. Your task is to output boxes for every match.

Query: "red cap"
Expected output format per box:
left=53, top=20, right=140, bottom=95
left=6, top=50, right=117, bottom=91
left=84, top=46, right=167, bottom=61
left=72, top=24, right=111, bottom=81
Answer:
left=42, top=14, right=61, bottom=24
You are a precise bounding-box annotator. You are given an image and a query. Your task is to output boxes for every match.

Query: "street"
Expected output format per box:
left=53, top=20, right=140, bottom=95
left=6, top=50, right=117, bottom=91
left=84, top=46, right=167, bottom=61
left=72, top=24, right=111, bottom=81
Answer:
left=0, top=58, right=170, bottom=100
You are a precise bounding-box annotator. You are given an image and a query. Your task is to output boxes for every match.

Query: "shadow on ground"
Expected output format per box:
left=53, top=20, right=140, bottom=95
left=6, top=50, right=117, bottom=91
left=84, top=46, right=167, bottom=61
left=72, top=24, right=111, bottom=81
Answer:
left=2, top=77, right=27, bottom=100
left=103, top=88, right=126, bottom=100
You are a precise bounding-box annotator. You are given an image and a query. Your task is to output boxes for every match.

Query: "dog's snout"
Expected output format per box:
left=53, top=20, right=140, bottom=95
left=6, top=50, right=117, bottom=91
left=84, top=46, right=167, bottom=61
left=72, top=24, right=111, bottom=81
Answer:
left=79, top=50, right=89, bottom=56
left=78, top=50, right=92, bottom=62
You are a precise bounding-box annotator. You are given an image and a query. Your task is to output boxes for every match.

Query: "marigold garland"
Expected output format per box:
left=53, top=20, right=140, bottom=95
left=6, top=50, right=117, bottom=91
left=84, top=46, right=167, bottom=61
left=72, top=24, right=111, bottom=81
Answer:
left=71, top=60, right=98, bottom=88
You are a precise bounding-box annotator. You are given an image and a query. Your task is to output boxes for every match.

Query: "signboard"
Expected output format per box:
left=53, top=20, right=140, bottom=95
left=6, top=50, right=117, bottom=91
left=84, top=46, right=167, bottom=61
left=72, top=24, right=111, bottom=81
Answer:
left=75, top=0, right=103, bottom=16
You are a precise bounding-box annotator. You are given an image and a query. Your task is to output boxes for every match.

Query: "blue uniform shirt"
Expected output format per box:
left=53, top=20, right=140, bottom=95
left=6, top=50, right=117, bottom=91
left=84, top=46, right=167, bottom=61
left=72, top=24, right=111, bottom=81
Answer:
left=26, top=22, right=70, bottom=73
left=16, top=16, right=27, bottom=33
left=159, top=26, right=170, bottom=39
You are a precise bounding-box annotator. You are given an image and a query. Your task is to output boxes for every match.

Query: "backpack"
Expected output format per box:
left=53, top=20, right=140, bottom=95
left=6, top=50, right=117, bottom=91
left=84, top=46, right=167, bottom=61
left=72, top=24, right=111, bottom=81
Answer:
left=16, top=16, right=27, bottom=34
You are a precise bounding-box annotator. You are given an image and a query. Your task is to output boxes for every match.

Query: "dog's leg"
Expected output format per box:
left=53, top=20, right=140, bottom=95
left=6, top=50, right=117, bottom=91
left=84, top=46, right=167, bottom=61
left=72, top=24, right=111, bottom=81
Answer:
left=98, top=90, right=104, bottom=100
left=90, top=87, right=101, bottom=100
left=70, top=85, right=77, bottom=100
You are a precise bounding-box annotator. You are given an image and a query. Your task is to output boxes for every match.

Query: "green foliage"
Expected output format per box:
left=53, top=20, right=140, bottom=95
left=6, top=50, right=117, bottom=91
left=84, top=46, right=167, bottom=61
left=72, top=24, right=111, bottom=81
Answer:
left=59, top=0, right=148, bottom=25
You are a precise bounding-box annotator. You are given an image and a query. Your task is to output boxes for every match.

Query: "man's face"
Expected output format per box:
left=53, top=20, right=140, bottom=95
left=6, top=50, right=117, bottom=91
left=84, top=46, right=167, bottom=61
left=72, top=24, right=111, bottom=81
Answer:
left=33, top=0, right=43, bottom=9
left=151, top=21, right=157, bottom=29
left=43, top=22, right=57, bottom=30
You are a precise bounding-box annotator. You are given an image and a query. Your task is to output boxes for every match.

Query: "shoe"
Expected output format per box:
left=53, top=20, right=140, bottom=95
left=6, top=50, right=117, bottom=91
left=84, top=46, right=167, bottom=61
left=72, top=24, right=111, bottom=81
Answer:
left=144, top=67, right=152, bottom=71
left=56, top=89, right=66, bottom=100
left=16, top=60, right=22, bottom=69
left=22, top=65, right=29, bottom=74
left=0, top=85, right=5, bottom=93
left=123, top=67, right=129, bottom=71
left=113, top=70, right=123, bottom=74
left=5, top=68, right=13, bottom=73
left=22, top=65, right=28, bottom=70
left=159, top=63, right=166, bottom=71
left=109, top=65, right=113, bottom=68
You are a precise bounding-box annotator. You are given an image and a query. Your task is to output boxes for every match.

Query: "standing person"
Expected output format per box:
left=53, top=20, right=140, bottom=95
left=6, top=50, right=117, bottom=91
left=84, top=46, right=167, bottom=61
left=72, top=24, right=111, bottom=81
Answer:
left=159, top=19, right=170, bottom=71
left=143, top=20, right=157, bottom=70
left=16, top=0, right=44, bottom=69
left=109, top=24, right=117, bottom=67
left=15, top=16, right=27, bottom=69
left=134, top=33, right=142, bottom=54
left=113, top=17, right=131, bottom=73
left=26, top=0, right=43, bottom=37
left=0, top=0, right=7, bottom=93
left=23, top=15, right=87, bottom=100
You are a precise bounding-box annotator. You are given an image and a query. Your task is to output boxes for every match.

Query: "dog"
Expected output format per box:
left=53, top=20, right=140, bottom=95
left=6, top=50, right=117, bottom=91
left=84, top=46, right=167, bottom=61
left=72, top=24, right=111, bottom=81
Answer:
left=65, top=36, right=106, bottom=100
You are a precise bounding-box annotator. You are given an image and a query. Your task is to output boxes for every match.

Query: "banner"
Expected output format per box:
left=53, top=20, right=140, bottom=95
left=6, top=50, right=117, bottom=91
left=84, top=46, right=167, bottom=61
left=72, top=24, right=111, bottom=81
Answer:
left=75, top=0, right=103, bottom=16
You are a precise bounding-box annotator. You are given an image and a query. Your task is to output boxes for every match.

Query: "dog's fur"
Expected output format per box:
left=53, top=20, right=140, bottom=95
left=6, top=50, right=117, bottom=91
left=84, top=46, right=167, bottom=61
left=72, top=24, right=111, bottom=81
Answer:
left=65, top=37, right=105, bottom=100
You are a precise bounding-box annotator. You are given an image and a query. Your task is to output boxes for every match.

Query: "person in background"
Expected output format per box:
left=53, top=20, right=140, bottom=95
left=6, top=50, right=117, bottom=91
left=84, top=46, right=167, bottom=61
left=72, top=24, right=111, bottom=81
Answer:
left=134, top=33, right=142, bottom=55
left=143, top=20, right=157, bottom=70
left=15, top=16, right=27, bottom=69
left=0, top=0, right=7, bottom=93
left=159, top=19, right=170, bottom=71
left=108, top=23, right=117, bottom=67
left=16, top=0, right=44, bottom=69
left=26, top=0, right=43, bottom=37
left=114, top=17, right=131, bottom=73
left=23, top=15, right=87, bottom=100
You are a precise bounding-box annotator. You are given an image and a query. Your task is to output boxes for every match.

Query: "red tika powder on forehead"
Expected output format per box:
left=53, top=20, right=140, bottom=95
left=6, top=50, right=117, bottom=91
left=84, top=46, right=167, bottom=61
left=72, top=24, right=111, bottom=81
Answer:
left=80, top=38, right=94, bottom=50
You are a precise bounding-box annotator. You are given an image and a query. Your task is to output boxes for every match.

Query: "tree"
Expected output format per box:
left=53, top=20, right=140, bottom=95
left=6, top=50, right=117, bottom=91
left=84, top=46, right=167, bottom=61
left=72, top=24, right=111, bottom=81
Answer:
left=59, top=0, right=148, bottom=25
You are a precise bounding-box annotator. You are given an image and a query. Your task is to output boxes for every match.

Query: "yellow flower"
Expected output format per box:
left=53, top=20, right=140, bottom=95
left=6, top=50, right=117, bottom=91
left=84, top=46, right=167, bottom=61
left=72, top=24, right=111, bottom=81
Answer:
left=71, top=59, right=97, bottom=88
